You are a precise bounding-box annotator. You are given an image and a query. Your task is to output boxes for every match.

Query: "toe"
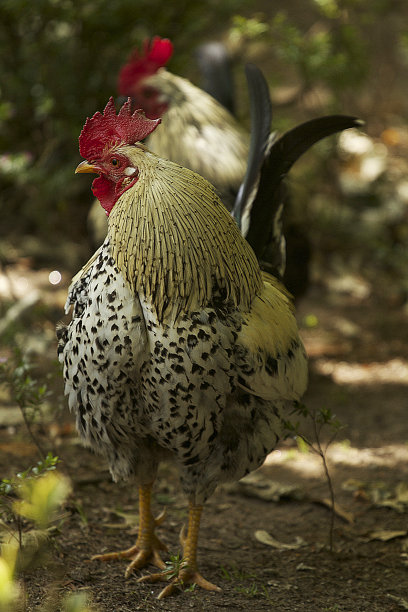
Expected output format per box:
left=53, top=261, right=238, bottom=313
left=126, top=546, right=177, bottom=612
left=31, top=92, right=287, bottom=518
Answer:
left=91, top=544, right=140, bottom=562
left=155, top=569, right=221, bottom=599
left=137, top=569, right=172, bottom=584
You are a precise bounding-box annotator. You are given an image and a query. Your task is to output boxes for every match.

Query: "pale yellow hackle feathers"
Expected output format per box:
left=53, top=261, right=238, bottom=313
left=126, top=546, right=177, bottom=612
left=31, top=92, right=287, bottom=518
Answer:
left=107, top=145, right=262, bottom=321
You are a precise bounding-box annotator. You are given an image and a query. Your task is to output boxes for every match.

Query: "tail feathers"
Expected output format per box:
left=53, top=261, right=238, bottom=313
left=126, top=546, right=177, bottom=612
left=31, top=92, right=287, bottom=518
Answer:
left=243, top=114, right=363, bottom=277
left=231, top=64, right=272, bottom=230
left=195, top=41, right=236, bottom=115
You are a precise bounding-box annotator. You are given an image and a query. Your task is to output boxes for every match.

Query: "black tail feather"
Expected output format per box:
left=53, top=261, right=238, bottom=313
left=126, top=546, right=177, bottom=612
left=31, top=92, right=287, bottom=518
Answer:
left=231, top=64, right=272, bottom=229
left=244, top=114, right=363, bottom=264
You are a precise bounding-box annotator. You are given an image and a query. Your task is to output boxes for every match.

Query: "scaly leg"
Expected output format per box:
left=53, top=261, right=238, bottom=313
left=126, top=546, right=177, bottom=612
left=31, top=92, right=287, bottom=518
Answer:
left=91, top=482, right=167, bottom=576
left=139, top=502, right=221, bottom=599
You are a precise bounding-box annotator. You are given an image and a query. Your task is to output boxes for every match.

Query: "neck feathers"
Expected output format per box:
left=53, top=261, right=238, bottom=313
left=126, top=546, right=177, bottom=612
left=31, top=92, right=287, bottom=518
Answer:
left=107, top=149, right=262, bottom=321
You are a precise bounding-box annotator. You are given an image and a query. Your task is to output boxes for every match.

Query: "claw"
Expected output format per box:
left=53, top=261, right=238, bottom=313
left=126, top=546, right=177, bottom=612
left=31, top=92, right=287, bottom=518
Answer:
left=179, top=523, right=187, bottom=548
left=91, top=484, right=168, bottom=576
left=155, top=508, right=167, bottom=526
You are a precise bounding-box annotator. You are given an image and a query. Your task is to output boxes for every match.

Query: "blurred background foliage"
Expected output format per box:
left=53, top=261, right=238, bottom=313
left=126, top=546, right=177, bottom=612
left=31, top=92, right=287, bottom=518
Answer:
left=1, top=0, right=408, bottom=289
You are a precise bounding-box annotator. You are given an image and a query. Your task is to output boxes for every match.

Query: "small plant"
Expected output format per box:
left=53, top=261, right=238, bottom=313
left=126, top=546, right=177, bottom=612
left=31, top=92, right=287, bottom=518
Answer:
left=283, top=402, right=343, bottom=551
left=164, top=551, right=185, bottom=580
left=1, top=453, right=60, bottom=496
left=162, top=552, right=198, bottom=592
left=0, top=469, right=72, bottom=611
left=14, top=469, right=70, bottom=530
left=0, top=466, right=100, bottom=610
left=0, top=453, right=61, bottom=546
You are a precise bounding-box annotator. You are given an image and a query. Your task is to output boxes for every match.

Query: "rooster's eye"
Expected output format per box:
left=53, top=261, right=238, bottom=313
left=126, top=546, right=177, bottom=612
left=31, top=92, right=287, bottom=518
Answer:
left=111, top=158, right=119, bottom=167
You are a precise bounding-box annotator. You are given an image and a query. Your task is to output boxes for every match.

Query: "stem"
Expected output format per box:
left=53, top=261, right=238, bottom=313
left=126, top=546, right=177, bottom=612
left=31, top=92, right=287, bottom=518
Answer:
left=0, top=513, right=21, bottom=543
left=19, top=405, right=46, bottom=461
left=312, top=419, right=335, bottom=552
left=17, top=514, right=23, bottom=549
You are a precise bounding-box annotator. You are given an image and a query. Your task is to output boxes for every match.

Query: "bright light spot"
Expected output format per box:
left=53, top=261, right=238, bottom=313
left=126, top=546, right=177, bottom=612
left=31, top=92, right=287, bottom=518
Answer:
left=360, top=152, right=387, bottom=182
left=338, top=129, right=374, bottom=155
left=48, top=270, right=62, bottom=285
left=396, top=180, right=408, bottom=203
left=124, top=166, right=136, bottom=176
left=314, top=358, right=408, bottom=385
left=265, top=443, right=408, bottom=475
left=303, top=314, right=319, bottom=328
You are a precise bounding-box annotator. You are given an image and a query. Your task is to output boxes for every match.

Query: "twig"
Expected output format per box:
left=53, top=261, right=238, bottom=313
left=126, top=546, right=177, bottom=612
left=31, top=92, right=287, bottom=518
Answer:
left=312, top=419, right=335, bottom=552
left=19, top=405, right=46, bottom=462
left=288, top=402, right=341, bottom=552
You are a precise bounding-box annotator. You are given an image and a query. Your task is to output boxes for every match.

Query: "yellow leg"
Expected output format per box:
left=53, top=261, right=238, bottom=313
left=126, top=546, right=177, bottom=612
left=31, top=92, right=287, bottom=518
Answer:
left=91, top=483, right=167, bottom=576
left=139, top=501, right=221, bottom=599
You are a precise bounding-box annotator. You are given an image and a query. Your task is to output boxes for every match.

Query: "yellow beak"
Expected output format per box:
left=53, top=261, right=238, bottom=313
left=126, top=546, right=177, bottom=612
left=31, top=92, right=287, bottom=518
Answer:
left=75, top=160, right=99, bottom=174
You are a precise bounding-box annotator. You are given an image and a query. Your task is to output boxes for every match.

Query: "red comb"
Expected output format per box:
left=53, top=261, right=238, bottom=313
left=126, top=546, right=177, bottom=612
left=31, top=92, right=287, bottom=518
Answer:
left=118, top=36, right=173, bottom=95
left=79, top=97, right=161, bottom=160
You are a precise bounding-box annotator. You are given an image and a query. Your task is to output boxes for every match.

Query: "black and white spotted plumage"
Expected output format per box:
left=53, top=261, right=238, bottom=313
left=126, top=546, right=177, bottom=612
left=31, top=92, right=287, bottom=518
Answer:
left=58, top=243, right=305, bottom=505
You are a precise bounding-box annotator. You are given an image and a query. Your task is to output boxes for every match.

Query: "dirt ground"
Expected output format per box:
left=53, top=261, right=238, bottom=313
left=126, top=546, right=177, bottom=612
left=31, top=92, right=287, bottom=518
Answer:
left=1, top=276, right=408, bottom=612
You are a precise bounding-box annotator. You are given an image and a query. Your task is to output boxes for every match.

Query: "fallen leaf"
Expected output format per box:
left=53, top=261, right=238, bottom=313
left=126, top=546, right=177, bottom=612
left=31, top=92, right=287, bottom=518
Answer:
left=296, top=562, right=315, bottom=571
left=254, top=530, right=306, bottom=550
left=367, top=529, right=407, bottom=542
left=230, top=473, right=305, bottom=502
left=379, top=499, right=407, bottom=513
left=101, top=508, right=139, bottom=530
left=313, top=497, right=354, bottom=524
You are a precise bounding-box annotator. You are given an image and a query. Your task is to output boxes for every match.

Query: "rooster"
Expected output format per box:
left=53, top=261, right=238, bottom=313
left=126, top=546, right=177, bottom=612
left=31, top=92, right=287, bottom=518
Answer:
left=58, top=98, right=308, bottom=598
left=117, top=36, right=249, bottom=206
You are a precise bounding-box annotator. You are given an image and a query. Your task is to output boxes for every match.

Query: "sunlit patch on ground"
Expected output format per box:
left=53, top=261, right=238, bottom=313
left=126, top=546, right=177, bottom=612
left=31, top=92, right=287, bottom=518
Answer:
left=265, top=442, right=408, bottom=473
left=314, top=358, right=408, bottom=385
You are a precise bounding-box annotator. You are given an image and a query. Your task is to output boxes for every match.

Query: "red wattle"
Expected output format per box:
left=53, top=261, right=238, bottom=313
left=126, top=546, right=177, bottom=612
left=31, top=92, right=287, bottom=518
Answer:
left=92, top=175, right=138, bottom=215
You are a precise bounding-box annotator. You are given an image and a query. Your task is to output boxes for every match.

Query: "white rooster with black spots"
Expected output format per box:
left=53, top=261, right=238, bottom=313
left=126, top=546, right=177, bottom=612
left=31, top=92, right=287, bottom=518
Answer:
left=57, top=97, right=308, bottom=599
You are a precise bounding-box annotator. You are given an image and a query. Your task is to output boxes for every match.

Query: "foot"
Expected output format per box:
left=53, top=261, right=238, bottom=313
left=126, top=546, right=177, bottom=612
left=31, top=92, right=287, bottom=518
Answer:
left=91, top=509, right=167, bottom=576
left=91, top=534, right=167, bottom=576
left=138, top=563, right=221, bottom=599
